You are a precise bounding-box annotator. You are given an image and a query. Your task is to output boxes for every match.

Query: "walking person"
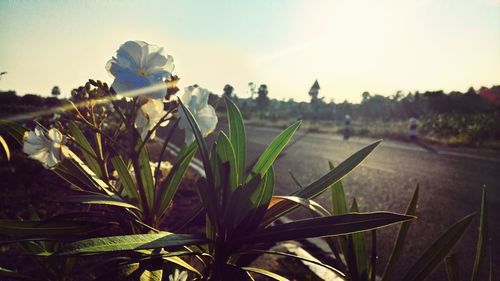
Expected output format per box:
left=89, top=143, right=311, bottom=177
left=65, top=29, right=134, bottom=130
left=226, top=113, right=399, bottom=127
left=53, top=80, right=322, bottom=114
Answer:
left=408, top=117, right=418, bottom=141
left=343, top=115, right=351, bottom=140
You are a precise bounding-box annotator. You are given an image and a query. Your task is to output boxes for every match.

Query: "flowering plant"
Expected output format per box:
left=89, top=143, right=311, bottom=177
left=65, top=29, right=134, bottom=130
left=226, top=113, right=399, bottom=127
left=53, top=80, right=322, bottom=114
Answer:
left=0, top=40, right=487, bottom=281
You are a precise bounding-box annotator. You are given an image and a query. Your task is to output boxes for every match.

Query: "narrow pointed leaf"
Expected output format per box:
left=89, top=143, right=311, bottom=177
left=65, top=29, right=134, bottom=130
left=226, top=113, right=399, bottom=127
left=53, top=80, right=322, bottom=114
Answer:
left=216, top=131, right=238, bottom=190
left=239, top=249, right=346, bottom=278
left=330, top=161, right=348, bottom=215
left=137, top=145, right=155, bottom=209
left=444, top=254, right=459, bottom=281
left=350, top=199, right=368, bottom=280
left=110, top=155, right=139, bottom=200
left=293, top=140, right=381, bottom=199
left=237, top=212, right=413, bottom=244
left=179, top=101, right=217, bottom=226
left=261, top=195, right=331, bottom=227
left=0, top=135, right=10, bottom=161
left=402, top=214, right=475, bottom=281
left=0, top=119, right=27, bottom=145
left=249, top=120, right=301, bottom=179
left=0, top=267, right=36, bottom=280
left=155, top=142, right=197, bottom=217
left=0, top=219, right=105, bottom=236
left=382, top=185, right=419, bottom=281
left=68, top=121, right=102, bottom=178
left=471, top=187, right=487, bottom=281
left=59, top=195, right=141, bottom=211
left=224, top=95, right=246, bottom=185
left=264, top=141, right=381, bottom=227
left=57, top=232, right=207, bottom=255
left=242, top=267, right=289, bottom=281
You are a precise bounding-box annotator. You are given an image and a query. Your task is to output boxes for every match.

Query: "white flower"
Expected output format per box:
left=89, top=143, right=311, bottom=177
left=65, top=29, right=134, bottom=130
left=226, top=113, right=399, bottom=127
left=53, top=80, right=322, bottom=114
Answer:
left=153, top=160, right=173, bottom=179
left=23, top=126, right=70, bottom=169
left=135, top=98, right=169, bottom=140
left=106, top=40, right=174, bottom=99
left=168, top=269, right=188, bottom=281
left=113, top=161, right=173, bottom=183
left=178, top=86, right=218, bottom=143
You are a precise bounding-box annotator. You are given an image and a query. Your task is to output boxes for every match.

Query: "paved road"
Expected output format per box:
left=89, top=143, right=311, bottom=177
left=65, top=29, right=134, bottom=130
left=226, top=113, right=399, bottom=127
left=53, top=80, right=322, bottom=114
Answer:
left=165, top=124, right=499, bottom=279
left=242, top=125, right=499, bottom=280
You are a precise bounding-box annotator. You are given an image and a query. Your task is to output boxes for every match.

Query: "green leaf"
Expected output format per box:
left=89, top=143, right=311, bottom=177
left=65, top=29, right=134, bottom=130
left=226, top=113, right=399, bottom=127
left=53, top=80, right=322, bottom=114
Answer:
left=0, top=266, right=36, bottom=280
left=68, top=121, right=102, bottom=178
left=155, top=142, right=197, bottom=218
left=179, top=101, right=218, bottom=227
left=59, top=195, right=141, bottom=211
left=402, top=213, right=474, bottom=281
left=238, top=249, right=346, bottom=278
left=444, top=254, right=459, bottom=281
left=216, top=131, right=238, bottom=190
left=57, top=152, right=116, bottom=196
left=0, top=135, right=10, bottom=161
left=381, top=185, right=419, bottom=281
left=224, top=95, right=247, bottom=185
left=263, top=141, right=381, bottom=228
left=0, top=219, right=105, bottom=236
left=350, top=199, right=368, bottom=280
left=249, top=120, right=301, bottom=179
left=242, top=267, right=289, bottom=281
left=0, top=119, right=27, bottom=145
left=262, top=195, right=331, bottom=226
left=137, top=144, right=155, bottom=209
left=57, top=232, right=207, bottom=255
left=330, top=161, right=348, bottom=215
left=237, top=212, right=413, bottom=245
left=233, top=166, right=275, bottom=235
left=471, top=186, right=487, bottom=281
left=110, top=155, right=139, bottom=201
left=327, top=162, right=350, bottom=273
left=223, top=175, right=262, bottom=233
left=293, top=140, right=381, bottom=199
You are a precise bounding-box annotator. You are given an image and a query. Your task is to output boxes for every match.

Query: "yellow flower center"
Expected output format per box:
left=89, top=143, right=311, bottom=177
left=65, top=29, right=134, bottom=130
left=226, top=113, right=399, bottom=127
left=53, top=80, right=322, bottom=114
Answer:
left=137, top=68, right=148, bottom=77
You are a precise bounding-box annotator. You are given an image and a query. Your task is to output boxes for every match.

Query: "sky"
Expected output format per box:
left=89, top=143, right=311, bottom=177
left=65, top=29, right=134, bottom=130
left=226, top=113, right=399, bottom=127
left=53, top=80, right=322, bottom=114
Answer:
left=0, top=0, right=499, bottom=103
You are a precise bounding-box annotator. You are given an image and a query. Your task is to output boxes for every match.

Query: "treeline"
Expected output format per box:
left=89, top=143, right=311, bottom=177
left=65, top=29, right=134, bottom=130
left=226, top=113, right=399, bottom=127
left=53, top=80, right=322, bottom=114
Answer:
left=218, top=84, right=500, bottom=122
left=0, top=91, right=63, bottom=118
left=216, top=83, right=500, bottom=145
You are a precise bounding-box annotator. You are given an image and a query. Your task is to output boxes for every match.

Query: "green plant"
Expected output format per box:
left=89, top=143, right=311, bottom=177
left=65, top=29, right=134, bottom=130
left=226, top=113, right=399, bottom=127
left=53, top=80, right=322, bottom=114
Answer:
left=0, top=93, right=413, bottom=280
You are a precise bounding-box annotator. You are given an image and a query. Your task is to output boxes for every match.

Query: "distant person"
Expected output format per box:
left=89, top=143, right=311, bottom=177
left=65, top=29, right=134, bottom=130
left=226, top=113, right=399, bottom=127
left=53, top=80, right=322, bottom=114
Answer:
left=343, top=115, right=351, bottom=140
left=409, top=117, right=418, bottom=140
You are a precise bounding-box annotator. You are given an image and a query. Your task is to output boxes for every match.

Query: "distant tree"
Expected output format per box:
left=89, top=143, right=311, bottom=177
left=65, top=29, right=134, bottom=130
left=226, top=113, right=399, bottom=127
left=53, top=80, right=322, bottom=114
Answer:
left=51, top=86, right=61, bottom=97
left=223, top=84, right=234, bottom=99
left=308, top=80, right=322, bottom=102
left=466, top=86, right=476, bottom=95
left=256, top=84, right=269, bottom=109
left=0, top=71, right=7, bottom=80
left=0, top=90, right=18, bottom=104
left=20, top=94, right=44, bottom=106
left=361, top=91, right=371, bottom=102
left=248, top=82, right=257, bottom=99
left=308, top=80, right=324, bottom=117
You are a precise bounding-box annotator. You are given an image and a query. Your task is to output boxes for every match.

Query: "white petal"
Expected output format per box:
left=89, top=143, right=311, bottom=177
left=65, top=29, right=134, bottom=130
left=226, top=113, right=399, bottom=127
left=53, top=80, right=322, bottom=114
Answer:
left=23, top=142, right=46, bottom=155
left=135, top=111, right=149, bottom=129
left=118, top=41, right=145, bottom=68
left=30, top=149, right=49, bottom=166
left=47, top=128, right=63, bottom=143
left=196, top=106, right=218, bottom=137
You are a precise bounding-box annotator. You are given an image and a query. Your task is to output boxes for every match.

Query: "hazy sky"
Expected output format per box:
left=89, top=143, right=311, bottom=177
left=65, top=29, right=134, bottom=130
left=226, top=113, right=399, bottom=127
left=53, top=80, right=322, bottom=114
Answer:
left=1, top=0, right=499, bottom=102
